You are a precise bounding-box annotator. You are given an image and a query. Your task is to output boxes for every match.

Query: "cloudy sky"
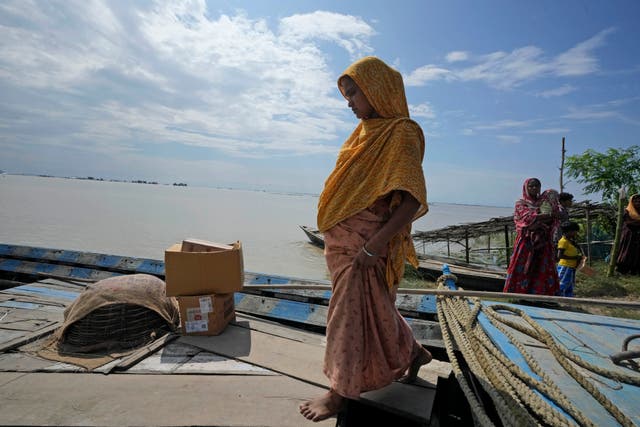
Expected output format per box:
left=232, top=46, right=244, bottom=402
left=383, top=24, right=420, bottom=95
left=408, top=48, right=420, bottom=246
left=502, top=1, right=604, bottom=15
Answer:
left=1, top=0, right=639, bottom=206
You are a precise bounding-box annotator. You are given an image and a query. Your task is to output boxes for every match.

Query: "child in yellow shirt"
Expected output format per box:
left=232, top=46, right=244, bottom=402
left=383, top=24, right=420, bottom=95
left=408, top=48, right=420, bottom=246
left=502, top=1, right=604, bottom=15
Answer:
left=557, top=221, right=584, bottom=297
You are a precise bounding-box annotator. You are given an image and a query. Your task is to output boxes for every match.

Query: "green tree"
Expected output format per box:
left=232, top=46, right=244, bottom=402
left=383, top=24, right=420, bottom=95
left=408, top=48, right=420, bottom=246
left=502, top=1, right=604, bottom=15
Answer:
left=565, top=146, right=640, bottom=203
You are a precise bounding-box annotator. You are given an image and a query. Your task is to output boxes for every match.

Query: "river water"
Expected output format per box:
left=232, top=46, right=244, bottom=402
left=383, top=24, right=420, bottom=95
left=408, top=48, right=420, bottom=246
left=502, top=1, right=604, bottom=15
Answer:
left=0, top=175, right=513, bottom=281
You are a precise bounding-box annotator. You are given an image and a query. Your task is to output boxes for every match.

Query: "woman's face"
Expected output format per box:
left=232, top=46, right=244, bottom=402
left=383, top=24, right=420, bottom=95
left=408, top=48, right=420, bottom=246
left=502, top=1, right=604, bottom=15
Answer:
left=339, top=76, right=378, bottom=120
left=526, top=179, right=541, bottom=199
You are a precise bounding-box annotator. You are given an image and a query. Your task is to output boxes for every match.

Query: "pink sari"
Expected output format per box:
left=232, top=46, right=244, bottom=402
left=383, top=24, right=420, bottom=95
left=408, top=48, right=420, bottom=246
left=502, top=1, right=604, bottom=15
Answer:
left=322, top=196, right=418, bottom=399
left=503, top=180, right=559, bottom=295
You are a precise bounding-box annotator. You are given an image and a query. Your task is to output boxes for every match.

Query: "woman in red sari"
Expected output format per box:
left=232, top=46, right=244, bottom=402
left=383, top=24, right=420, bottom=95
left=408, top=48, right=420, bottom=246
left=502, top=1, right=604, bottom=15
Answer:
left=503, top=178, right=560, bottom=295
left=299, top=57, right=432, bottom=422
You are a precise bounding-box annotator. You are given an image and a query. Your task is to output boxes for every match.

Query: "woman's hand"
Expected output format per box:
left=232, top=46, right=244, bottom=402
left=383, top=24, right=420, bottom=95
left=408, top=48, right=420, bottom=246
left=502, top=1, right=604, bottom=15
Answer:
left=353, top=243, right=381, bottom=270
left=352, top=191, right=420, bottom=271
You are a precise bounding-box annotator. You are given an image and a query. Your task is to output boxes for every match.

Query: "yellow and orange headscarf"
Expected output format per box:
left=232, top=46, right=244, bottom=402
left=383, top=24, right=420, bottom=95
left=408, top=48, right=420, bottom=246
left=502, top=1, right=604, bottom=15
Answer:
left=317, top=56, right=428, bottom=287
left=627, top=194, right=640, bottom=220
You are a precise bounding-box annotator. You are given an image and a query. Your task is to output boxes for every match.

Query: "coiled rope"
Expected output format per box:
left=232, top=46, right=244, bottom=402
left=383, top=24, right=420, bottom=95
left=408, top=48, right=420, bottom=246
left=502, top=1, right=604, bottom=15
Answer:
left=435, top=274, right=639, bottom=427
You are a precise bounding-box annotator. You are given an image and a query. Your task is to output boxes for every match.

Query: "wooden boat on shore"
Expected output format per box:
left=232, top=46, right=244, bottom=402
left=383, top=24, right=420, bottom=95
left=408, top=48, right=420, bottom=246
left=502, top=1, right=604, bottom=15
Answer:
left=1, top=243, right=639, bottom=426
left=299, top=225, right=507, bottom=292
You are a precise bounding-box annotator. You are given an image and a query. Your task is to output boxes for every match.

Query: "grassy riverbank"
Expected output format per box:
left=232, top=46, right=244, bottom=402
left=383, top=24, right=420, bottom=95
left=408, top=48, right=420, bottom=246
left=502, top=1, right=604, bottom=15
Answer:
left=401, top=261, right=640, bottom=320
left=572, top=260, right=640, bottom=319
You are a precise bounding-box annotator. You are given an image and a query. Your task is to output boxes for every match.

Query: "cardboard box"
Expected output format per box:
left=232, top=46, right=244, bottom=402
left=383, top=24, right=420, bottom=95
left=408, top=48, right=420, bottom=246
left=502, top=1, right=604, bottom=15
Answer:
left=181, top=238, right=233, bottom=252
left=177, top=293, right=236, bottom=336
left=164, top=240, right=244, bottom=296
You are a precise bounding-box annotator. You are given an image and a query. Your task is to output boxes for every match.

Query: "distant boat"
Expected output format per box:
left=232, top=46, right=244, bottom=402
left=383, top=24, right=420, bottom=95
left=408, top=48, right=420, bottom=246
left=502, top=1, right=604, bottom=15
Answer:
left=299, top=224, right=506, bottom=291
left=299, top=225, right=324, bottom=248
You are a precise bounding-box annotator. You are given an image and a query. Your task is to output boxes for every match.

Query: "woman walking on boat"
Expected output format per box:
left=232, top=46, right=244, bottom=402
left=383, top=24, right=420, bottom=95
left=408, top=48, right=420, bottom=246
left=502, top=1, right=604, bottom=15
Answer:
left=503, top=178, right=560, bottom=295
left=299, top=56, right=432, bottom=422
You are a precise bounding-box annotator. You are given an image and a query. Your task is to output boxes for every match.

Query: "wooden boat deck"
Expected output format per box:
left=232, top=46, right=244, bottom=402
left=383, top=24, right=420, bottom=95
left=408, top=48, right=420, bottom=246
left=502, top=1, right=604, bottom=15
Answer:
left=2, top=244, right=640, bottom=426
left=476, top=301, right=640, bottom=426
left=0, top=279, right=451, bottom=426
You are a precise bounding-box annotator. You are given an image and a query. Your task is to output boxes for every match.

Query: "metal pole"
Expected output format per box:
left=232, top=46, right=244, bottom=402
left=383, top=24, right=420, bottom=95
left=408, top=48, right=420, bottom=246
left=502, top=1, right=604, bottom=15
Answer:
left=585, top=202, right=592, bottom=266
left=560, top=136, right=566, bottom=192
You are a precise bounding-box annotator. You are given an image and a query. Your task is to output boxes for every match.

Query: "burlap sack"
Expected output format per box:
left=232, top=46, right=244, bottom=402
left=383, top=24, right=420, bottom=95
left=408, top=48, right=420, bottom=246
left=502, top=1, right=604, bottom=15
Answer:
left=37, top=274, right=179, bottom=370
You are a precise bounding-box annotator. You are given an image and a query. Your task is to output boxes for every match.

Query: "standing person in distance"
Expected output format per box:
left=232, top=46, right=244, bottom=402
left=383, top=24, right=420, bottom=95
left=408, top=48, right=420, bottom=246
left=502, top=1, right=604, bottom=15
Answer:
left=553, top=192, right=574, bottom=247
left=616, top=194, right=640, bottom=275
left=556, top=221, right=584, bottom=297
left=299, top=57, right=432, bottom=422
left=503, top=178, right=560, bottom=295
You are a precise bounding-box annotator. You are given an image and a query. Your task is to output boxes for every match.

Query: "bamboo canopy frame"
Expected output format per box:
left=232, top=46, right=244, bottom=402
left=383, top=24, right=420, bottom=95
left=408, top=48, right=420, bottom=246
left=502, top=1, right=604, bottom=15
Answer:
left=412, top=201, right=616, bottom=265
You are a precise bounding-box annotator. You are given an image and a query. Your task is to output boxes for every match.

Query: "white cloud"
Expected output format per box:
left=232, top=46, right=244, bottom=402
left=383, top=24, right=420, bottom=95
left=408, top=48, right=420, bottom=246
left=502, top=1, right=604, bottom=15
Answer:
left=564, top=106, right=619, bottom=120
left=410, top=102, right=436, bottom=119
left=536, top=84, right=576, bottom=98
left=278, top=11, right=375, bottom=58
left=553, top=28, right=614, bottom=76
left=496, top=135, right=521, bottom=144
left=527, top=128, right=570, bottom=135
left=457, top=46, right=551, bottom=89
left=474, top=119, right=533, bottom=131
left=404, top=65, right=453, bottom=86
left=605, top=97, right=640, bottom=107
left=0, top=0, right=377, bottom=160
left=445, top=51, right=469, bottom=62
left=561, top=98, right=640, bottom=126
left=407, top=28, right=612, bottom=89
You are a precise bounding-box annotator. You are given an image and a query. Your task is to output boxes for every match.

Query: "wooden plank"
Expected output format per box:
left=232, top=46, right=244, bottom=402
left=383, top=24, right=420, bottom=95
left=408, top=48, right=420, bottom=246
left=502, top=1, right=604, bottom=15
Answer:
left=2, top=282, right=82, bottom=302
left=0, top=258, right=118, bottom=283
left=174, top=351, right=277, bottom=375
left=234, top=294, right=442, bottom=344
left=0, top=244, right=165, bottom=276
left=0, top=352, right=77, bottom=372
left=0, top=323, right=59, bottom=353
left=180, top=319, right=445, bottom=424
left=0, top=244, right=331, bottom=288
left=235, top=293, right=328, bottom=327
left=125, top=341, right=276, bottom=375
left=235, top=313, right=326, bottom=346
left=0, top=372, right=336, bottom=427
left=249, top=288, right=440, bottom=317
left=179, top=321, right=329, bottom=388
left=0, top=281, right=80, bottom=352
left=108, top=333, right=179, bottom=372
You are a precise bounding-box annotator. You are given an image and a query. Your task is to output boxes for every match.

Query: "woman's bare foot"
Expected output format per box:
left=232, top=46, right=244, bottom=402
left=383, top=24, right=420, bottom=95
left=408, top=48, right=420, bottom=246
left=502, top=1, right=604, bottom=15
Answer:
left=299, top=390, right=346, bottom=422
left=398, top=346, right=432, bottom=383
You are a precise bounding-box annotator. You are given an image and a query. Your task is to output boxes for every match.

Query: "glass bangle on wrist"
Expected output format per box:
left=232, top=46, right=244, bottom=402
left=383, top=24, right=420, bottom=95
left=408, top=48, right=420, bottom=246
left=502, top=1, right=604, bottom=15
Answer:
left=362, top=244, right=378, bottom=257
